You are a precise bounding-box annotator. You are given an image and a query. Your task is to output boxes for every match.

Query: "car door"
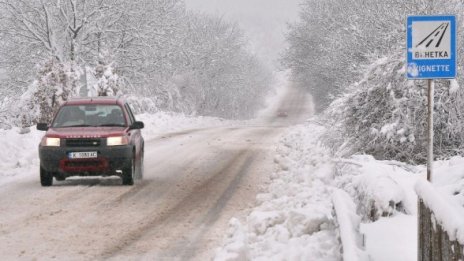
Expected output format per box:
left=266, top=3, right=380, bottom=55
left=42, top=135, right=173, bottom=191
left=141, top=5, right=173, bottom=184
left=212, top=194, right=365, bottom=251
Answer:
left=124, top=103, right=143, bottom=159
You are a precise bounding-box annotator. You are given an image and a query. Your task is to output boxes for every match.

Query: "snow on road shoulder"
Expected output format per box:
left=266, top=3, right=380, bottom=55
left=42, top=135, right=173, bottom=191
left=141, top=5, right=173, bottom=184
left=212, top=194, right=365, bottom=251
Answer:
left=361, top=213, right=417, bottom=261
left=334, top=155, right=421, bottom=261
left=214, top=123, right=342, bottom=261
left=332, top=154, right=464, bottom=260
left=334, top=155, right=421, bottom=220
left=0, top=127, right=43, bottom=186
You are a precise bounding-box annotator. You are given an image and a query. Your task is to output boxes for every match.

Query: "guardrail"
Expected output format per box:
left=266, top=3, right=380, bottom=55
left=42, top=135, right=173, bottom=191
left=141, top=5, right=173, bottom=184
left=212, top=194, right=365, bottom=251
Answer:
left=332, top=189, right=368, bottom=261
left=415, top=180, right=464, bottom=261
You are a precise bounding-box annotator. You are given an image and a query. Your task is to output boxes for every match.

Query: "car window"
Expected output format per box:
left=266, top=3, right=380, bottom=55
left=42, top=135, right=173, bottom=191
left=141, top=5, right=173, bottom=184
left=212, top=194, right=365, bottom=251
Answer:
left=52, top=105, right=127, bottom=128
left=125, top=104, right=136, bottom=125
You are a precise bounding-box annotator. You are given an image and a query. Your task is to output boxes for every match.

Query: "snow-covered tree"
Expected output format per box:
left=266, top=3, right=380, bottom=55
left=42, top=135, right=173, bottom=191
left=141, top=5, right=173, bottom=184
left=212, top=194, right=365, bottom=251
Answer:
left=91, top=52, right=123, bottom=97
left=1, top=0, right=272, bottom=126
left=174, top=13, right=271, bottom=118
left=0, top=0, right=132, bottom=97
left=282, top=0, right=460, bottom=112
left=18, top=58, right=81, bottom=128
left=310, top=0, right=464, bottom=163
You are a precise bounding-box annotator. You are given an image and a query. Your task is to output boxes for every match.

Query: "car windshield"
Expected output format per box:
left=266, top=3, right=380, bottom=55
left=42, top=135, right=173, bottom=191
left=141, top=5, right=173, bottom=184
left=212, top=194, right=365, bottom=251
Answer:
left=52, top=105, right=126, bottom=128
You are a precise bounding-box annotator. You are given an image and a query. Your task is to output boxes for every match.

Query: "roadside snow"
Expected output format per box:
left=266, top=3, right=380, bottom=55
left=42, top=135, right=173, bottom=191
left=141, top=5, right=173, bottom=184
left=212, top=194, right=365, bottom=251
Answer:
left=0, top=127, right=43, bottom=186
left=214, top=118, right=464, bottom=261
left=333, top=146, right=464, bottom=261
left=215, top=123, right=343, bottom=261
left=334, top=155, right=421, bottom=220
left=334, top=154, right=421, bottom=261
left=361, top=214, right=417, bottom=261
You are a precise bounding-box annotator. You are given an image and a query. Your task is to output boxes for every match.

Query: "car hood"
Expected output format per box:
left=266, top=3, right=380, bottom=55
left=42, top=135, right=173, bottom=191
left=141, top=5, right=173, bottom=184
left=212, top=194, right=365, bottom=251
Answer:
left=46, top=127, right=128, bottom=139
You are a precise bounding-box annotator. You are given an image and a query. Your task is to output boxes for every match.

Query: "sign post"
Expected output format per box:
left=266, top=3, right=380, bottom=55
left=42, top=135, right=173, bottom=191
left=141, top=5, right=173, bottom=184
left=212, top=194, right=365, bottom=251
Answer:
left=407, top=15, right=457, bottom=182
left=408, top=15, right=457, bottom=261
left=426, top=79, right=434, bottom=181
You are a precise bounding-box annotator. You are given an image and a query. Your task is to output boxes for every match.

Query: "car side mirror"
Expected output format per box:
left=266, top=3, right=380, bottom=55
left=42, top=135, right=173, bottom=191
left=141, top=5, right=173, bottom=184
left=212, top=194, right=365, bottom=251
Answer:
left=37, top=123, right=49, bottom=131
left=130, top=121, right=144, bottom=130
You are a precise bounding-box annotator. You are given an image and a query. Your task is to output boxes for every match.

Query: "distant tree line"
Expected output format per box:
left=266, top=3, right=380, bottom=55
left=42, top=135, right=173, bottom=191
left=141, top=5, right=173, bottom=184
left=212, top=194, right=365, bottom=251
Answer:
left=284, top=0, right=464, bottom=163
left=0, top=0, right=271, bottom=128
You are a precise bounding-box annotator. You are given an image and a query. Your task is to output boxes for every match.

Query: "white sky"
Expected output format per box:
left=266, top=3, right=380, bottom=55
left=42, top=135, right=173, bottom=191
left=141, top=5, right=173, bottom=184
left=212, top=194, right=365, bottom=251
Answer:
left=185, top=0, right=301, bottom=69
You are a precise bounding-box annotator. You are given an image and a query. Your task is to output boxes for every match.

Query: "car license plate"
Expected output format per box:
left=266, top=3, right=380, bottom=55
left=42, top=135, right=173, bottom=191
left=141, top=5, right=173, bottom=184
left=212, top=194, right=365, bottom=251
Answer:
left=68, top=151, right=98, bottom=159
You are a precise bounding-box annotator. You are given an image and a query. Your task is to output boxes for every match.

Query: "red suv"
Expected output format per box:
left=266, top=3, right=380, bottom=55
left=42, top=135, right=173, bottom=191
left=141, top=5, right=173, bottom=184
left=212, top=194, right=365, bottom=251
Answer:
left=37, top=97, right=144, bottom=186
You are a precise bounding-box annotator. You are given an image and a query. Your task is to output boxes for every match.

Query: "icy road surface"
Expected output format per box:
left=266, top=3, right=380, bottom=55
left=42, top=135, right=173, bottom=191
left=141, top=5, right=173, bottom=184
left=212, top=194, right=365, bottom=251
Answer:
left=0, top=87, right=312, bottom=260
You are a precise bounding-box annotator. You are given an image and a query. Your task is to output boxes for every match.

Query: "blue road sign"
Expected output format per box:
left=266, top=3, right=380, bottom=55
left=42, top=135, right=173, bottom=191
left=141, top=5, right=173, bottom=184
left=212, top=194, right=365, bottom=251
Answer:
left=407, top=15, right=456, bottom=79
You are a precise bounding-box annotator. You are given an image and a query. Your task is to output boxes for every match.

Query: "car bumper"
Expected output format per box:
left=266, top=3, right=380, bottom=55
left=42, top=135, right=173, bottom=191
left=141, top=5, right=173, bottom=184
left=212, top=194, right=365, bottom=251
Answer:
left=39, top=145, right=133, bottom=177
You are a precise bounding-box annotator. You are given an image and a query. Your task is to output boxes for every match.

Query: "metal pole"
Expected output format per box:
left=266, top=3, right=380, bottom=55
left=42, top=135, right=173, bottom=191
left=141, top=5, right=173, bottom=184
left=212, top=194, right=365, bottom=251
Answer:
left=427, top=79, right=434, bottom=182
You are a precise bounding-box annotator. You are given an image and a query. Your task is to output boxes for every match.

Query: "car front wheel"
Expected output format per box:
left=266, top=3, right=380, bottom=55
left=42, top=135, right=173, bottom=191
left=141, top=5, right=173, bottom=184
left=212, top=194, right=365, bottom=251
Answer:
left=122, top=158, right=135, bottom=185
left=40, top=166, right=53, bottom=187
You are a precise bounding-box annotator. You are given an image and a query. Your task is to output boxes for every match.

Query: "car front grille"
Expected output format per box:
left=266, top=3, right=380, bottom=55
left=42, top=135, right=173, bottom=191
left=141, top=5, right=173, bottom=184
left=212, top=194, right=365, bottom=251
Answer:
left=66, top=138, right=101, bottom=147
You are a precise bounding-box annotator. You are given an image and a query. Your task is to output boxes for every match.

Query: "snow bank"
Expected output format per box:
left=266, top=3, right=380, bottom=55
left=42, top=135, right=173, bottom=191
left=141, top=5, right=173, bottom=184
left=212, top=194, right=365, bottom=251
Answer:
left=334, top=155, right=421, bottom=220
left=433, top=156, right=464, bottom=207
left=0, top=127, right=43, bottom=186
left=214, top=218, right=250, bottom=261
left=332, top=189, right=368, bottom=261
left=330, top=153, right=423, bottom=261
left=328, top=149, right=419, bottom=260
left=361, top=214, right=417, bottom=261
left=333, top=153, right=464, bottom=259
left=215, top=123, right=342, bottom=260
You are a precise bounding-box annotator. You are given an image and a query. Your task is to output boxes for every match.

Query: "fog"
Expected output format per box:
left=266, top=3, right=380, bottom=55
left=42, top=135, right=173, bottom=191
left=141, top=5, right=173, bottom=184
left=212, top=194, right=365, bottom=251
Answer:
left=185, top=0, right=301, bottom=68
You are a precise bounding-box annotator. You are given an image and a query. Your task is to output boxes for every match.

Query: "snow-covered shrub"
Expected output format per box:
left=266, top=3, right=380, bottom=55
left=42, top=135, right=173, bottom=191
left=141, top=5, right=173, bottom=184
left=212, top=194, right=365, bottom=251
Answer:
left=18, top=58, right=81, bottom=128
left=125, top=96, right=159, bottom=114
left=0, top=97, right=14, bottom=130
left=325, top=53, right=464, bottom=164
left=91, top=53, right=124, bottom=97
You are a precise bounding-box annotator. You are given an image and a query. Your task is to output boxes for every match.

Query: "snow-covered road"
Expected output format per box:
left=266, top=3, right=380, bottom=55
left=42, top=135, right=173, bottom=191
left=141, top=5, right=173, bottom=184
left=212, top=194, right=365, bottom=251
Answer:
left=0, top=87, right=313, bottom=260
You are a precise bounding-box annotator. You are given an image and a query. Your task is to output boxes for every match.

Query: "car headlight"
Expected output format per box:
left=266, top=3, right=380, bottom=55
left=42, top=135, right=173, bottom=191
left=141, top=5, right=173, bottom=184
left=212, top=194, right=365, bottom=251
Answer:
left=107, top=136, right=129, bottom=146
left=42, top=137, right=60, bottom=147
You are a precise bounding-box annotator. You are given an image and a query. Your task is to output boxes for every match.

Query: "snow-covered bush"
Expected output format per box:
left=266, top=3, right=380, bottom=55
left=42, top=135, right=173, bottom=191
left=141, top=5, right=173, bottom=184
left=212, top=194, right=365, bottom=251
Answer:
left=91, top=53, right=123, bottom=97
left=18, top=58, right=81, bottom=128
left=325, top=53, right=464, bottom=164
